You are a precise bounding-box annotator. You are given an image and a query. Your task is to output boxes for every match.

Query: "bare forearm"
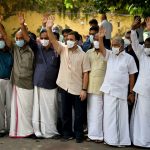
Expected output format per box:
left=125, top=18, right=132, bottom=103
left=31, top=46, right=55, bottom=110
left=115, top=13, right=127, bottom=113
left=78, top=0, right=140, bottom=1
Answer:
left=82, top=72, right=89, bottom=90
left=99, top=37, right=106, bottom=57
left=47, top=27, right=61, bottom=53
left=20, top=24, right=30, bottom=42
left=129, top=74, right=135, bottom=93
left=0, top=23, right=12, bottom=48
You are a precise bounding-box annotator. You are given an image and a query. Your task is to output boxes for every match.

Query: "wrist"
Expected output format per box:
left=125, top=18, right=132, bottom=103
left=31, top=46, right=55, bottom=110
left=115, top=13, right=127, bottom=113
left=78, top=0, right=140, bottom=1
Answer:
left=82, top=89, right=87, bottom=92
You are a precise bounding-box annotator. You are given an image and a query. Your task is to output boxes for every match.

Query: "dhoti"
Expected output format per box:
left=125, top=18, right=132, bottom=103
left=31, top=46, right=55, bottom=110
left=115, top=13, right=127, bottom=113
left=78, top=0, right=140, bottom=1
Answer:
left=130, top=95, right=150, bottom=148
left=9, top=85, right=34, bottom=137
left=87, top=94, right=103, bottom=140
left=32, top=86, right=59, bottom=138
left=103, top=93, right=131, bottom=146
left=0, top=79, right=12, bottom=132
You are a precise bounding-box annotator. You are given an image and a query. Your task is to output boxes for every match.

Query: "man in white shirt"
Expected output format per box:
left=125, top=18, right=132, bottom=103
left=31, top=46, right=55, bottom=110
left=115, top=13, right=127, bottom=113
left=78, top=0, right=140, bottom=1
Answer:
left=100, top=14, right=112, bottom=49
left=130, top=17, right=150, bottom=148
left=99, top=26, right=138, bottom=147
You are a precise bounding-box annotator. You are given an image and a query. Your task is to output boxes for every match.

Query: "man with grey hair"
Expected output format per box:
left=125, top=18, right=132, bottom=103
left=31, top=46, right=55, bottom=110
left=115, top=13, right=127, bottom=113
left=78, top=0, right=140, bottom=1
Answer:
left=98, top=27, right=138, bottom=147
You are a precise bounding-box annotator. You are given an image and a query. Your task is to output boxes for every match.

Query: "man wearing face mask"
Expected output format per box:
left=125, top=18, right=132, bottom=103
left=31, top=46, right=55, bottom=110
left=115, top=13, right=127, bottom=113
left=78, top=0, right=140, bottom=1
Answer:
left=82, top=26, right=99, bottom=52
left=18, top=15, right=60, bottom=139
left=9, top=13, right=35, bottom=138
left=99, top=26, right=138, bottom=147
left=46, top=16, right=91, bottom=143
left=86, top=33, right=106, bottom=143
left=130, top=17, right=150, bottom=148
left=0, top=16, right=13, bottom=137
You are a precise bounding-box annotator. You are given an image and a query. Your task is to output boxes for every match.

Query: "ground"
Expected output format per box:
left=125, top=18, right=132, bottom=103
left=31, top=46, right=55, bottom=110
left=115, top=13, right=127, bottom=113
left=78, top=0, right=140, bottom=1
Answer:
left=0, top=137, right=146, bottom=150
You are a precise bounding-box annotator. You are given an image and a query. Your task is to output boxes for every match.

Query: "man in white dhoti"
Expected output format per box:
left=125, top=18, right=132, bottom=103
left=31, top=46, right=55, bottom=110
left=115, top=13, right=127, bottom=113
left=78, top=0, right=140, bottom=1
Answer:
left=20, top=14, right=60, bottom=138
left=0, top=16, right=13, bottom=137
left=9, top=13, right=35, bottom=138
left=99, top=26, right=138, bottom=147
left=130, top=17, right=150, bottom=148
left=86, top=33, right=106, bottom=143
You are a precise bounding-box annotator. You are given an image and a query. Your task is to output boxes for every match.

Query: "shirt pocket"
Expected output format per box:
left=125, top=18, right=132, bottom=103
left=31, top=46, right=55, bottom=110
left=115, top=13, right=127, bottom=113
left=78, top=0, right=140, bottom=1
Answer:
left=20, top=52, right=34, bottom=70
left=118, top=64, right=127, bottom=74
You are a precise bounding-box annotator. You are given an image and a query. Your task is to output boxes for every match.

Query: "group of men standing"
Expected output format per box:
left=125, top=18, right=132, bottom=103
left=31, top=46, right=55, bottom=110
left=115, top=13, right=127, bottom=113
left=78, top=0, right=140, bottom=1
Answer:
left=0, top=12, right=150, bottom=148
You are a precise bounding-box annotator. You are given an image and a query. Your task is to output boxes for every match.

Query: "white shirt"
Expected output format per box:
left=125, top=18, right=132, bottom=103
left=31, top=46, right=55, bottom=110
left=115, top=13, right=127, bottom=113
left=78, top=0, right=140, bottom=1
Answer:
left=100, top=50, right=138, bottom=100
left=131, top=30, right=150, bottom=98
left=136, top=27, right=144, bottom=43
left=100, top=20, right=112, bottom=39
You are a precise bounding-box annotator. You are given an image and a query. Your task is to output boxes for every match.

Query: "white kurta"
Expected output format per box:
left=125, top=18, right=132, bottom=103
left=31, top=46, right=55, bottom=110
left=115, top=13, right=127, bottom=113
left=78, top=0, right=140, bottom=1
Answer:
left=0, top=79, right=12, bottom=131
left=87, top=94, right=103, bottom=140
left=130, top=30, right=150, bottom=148
left=100, top=49, right=137, bottom=146
left=131, top=95, right=150, bottom=147
left=32, top=86, right=59, bottom=138
left=103, top=94, right=131, bottom=146
left=9, top=85, right=34, bottom=137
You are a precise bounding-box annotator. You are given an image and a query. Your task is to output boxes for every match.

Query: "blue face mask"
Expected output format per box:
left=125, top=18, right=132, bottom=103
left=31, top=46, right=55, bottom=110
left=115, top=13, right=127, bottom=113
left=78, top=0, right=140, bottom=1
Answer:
left=16, top=40, right=25, bottom=48
left=0, top=40, right=6, bottom=49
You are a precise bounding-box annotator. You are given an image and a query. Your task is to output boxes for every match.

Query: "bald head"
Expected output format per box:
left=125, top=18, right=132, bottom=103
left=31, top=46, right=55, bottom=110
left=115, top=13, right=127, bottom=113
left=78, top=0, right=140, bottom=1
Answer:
left=15, top=30, right=24, bottom=41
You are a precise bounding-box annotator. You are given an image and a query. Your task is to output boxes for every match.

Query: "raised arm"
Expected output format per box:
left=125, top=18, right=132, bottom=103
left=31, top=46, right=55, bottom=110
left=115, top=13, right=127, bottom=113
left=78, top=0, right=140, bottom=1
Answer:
left=46, top=16, right=62, bottom=54
left=131, top=18, right=143, bottom=56
left=0, top=15, right=12, bottom=48
left=99, top=26, right=106, bottom=57
left=145, top=17, right=150, bottom=31
left=18, top=13, right=30, bottom=42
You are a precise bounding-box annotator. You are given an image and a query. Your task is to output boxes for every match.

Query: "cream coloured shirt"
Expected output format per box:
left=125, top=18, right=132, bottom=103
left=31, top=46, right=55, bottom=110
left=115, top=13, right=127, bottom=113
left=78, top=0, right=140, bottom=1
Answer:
left=56, top=42, right=91, bottom=95
left=86, top=48, right=106, bottom=95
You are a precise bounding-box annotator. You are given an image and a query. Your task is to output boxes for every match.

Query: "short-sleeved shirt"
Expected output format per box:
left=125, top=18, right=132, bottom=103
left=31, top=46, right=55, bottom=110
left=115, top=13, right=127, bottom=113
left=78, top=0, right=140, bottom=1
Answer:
left=100, top=50, right=138, bottom=100
left=12, top=44, right=35, bottom=89
left=29, top=40, right=60, bottom=89
left=56, top=42, right=91, bottom=95
left=86, top=48, right=106, bottom=95
left=0, top=50, right=13, bottom=79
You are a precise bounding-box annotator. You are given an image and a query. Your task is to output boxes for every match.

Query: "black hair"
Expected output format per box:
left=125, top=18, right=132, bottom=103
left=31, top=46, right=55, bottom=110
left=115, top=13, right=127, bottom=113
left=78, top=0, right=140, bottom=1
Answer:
left=68, top=31, right=80, bottom=41
left=89, top=26, right=99, bottom=32
left=40, top=29, right=47, bottom=36
left=62, top=29, right=72, bottom=35
left=89, top=19, right=98, bottom=26
left=126, top=30, right=131, bottom=34
left=53, top=32, right=60, bottom=41
left=145, top=37, right=150, bottom=43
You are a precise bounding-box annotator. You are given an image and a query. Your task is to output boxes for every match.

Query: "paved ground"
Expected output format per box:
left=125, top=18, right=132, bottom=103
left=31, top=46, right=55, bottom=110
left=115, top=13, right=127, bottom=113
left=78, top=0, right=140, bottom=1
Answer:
left=0, top=137, right=146, bottom=150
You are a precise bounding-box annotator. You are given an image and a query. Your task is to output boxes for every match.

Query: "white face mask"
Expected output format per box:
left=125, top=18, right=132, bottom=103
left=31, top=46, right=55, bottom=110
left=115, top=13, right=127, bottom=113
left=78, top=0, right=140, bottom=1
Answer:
left=40, top=39, right=49, bottom=47
left=124, top=38, right=131, bottom=48
left=93, top=41, right=99, bottom=49
left=67, top=40, right=75, bottom=49
left=144, top=48, right=150, bottom=56
left=112, top=47, right=120, bottom=55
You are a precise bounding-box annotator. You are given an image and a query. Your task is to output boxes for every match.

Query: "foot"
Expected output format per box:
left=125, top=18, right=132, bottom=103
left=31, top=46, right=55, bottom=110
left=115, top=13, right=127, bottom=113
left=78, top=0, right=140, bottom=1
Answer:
left=51, top=134, right=62, bottom=140
left=61, top=136, right=74, bottom=142
left=76, top=138, right=83, bottom=143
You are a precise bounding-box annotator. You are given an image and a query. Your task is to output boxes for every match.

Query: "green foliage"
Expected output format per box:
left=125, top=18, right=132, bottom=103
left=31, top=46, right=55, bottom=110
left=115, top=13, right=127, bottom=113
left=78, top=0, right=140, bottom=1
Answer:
left=0, top=0, right=150, bottom=18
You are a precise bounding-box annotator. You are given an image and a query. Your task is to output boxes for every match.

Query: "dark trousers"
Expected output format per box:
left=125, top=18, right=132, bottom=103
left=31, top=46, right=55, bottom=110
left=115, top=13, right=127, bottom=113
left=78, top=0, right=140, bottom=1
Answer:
left=104, top=39, right=111, bottom=50
left=60, top=88, right=84, bottom=139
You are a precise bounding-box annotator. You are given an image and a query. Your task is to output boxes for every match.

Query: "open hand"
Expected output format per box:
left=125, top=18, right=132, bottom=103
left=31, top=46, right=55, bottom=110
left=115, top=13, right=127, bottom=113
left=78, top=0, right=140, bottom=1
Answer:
left=46, top=16, right=55, bottom=29
left=18, top=12, right=25, bottom=25
left=42, top=13, right=49, bottom=26
left=145, top=17, right=150, bottom=31
left=131, top=18, right=141, bottom=30
left=0, top=15, right=3, bottom=23
left=80, top=90, right=87, bottom=101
